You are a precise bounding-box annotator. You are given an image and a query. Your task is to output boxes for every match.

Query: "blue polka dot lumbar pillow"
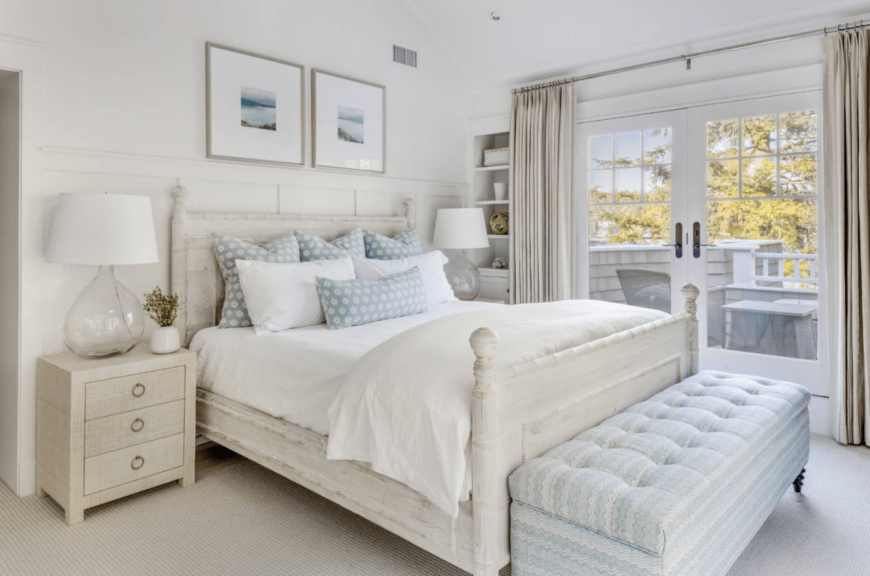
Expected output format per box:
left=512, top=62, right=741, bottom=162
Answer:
left=315, top=267, right=428, bottom=330
left=295, top=228, right=365, bottom=261
left=212, top=232, right=300, bottom=328
left=363, top=227, right=423, bottom=260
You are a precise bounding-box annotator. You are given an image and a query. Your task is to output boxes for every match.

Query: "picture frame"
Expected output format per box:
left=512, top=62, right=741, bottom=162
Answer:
left=206, top=42, right=304, bottom=166
left=312, top=68, right=386, bottom=173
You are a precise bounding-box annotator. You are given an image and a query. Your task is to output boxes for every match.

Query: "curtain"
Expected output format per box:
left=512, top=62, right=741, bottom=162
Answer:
left=823, top=30, right=870, bottom=446
left=508, top=84, right=576, bottom=304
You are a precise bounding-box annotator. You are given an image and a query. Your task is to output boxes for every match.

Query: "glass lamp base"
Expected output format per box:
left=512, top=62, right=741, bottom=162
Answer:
left=444, top=249, right=481, bottom=301
left=63, top=265, right=145, bottom=359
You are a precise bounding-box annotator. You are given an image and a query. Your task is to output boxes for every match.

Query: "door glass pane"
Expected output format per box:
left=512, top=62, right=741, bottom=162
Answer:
left=615, top=132, right=641, bottom=166
left=780, top=111, right=817, bottom=153
left=615, top=168, right=641, bottom=202
left=707, top=160, right=739, bottom=198
left=589, top=170, right=612, bottom=203
left=587, top=126, right=672, bottom=313
left=780, top=155, right=817, bottom=195
left=742, top=157, right=776, bottom=197
left=707, top=119, right=739, bottom=158
left=589, top=134, right=613, bottom=168
left=742, top=115, right=777, bottom=155
left=705, top=110, right=819, bottom=361
left=644, top=128, right=672, bottom=164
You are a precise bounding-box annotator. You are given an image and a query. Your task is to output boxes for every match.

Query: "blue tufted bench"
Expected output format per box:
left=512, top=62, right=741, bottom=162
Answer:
left=508, top=370, right=811, bottom=576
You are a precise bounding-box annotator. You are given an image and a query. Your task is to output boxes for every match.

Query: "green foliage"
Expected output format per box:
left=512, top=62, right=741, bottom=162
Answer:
left=143, top=286, right=179, bottom=328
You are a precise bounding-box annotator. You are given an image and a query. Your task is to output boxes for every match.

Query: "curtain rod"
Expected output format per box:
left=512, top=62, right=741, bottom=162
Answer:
left=512, top=20, right=866, bottom=94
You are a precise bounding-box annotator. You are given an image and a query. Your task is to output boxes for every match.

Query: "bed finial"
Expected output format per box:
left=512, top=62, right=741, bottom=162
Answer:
left=403, top=197, right=416, bottom=228
left=469, top=326, right=500, bottom=576
left=681, top=283, right=700, bottom=376
left=171, top=185, right=189, bottom=210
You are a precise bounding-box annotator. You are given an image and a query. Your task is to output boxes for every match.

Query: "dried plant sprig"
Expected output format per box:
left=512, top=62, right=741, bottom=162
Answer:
left=143, top=286, right=179, bottom=328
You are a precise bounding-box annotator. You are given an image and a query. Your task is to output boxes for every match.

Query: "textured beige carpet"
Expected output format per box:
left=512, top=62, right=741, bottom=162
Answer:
left=0, top=434, right=868, bottom=575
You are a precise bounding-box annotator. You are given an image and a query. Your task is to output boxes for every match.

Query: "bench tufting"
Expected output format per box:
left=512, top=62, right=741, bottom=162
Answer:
left=508, top=370, right=811, bottom=576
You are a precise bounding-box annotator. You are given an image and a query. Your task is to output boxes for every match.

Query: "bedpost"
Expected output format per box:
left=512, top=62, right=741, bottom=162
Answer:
left=681, top=283, right=700, bottom=377
left=403, top=197, right=416, bottom=229
left=470, top=327, right=500, bottom=576
left=171, top=185, right=190, bottom=346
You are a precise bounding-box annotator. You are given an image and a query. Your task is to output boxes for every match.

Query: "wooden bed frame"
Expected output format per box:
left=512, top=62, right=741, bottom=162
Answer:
left=169, top=185, right=700, bottom=576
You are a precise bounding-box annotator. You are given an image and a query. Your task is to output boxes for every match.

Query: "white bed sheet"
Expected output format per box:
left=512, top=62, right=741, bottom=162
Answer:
left=190, top=300, right=496, bottom=436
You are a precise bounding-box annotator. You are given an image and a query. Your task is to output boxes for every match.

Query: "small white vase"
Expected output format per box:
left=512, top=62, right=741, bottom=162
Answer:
left=493, top=182, right=507, bottom=201
left=150, top=326, right=180, bottom=354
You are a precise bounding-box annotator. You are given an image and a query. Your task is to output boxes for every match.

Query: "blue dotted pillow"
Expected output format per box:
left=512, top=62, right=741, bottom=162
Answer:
left=363, top=227, right=423, bottom=260
left=296, top=228, right=365, bottom=261
left=212, top=232, right=300, bottom=328
left=315, top=267, right=428, bottom=330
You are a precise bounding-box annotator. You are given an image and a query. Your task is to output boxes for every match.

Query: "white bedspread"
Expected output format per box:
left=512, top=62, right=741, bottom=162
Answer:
left=327, top=300, right=668, bottom=517
left=191, top=300, right=496, bottom=436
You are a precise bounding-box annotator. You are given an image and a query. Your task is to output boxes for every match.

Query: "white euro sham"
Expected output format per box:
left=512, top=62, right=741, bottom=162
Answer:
left=352, top=251, right=455, bottom=307
left=236, top=257, right=355, bottom=334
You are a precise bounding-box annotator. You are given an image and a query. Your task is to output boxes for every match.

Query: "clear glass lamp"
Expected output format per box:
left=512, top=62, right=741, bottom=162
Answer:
left=45, top=193, right=159, bottom=359
left=433, top=208, right=492, bottom=301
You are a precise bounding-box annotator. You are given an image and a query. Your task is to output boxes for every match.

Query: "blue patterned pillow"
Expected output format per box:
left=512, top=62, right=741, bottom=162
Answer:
left=296, top=228, right=365, bottom=261
left=363, top=227, right=423, bottom=260
left=315, top=267, right=428, bottom=330
left=212, top=232, right=300, bottom=328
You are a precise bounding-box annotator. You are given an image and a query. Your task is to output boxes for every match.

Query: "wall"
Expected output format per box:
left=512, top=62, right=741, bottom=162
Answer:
left=0, top=70, right=21, bottom=492
left=0, top=0, right=470, bottom=495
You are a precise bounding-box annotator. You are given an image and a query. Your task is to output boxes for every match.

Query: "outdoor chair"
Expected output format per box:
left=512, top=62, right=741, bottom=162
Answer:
left=616, top=268, right=672, bottom=314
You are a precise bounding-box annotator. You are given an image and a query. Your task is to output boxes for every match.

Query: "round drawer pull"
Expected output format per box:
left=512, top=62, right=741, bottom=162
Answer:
left=131, top=383, right=146, bottom=397
left=131, top=418, right=145, bottom=433
left=131, top=456, right=145, bottom=471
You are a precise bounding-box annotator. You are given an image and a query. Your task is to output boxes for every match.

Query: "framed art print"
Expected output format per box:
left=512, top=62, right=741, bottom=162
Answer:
left=206, top=43, right=304, bottom=166
left=312, top=69, right=385, bottom=173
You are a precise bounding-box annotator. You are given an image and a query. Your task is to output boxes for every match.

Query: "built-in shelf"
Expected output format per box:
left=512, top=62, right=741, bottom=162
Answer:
left=487, top=234, right=509, bottom=239
left=476, top=200, right=509, bottom=205
left=475, top=165, right=509, bottom=172
left=479, top=266, right=509, bottom=278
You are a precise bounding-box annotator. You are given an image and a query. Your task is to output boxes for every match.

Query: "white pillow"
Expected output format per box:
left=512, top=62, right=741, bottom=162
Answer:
left=352, top=251, right=455, bottom=307
left=236, top=257, right=355, bottom=334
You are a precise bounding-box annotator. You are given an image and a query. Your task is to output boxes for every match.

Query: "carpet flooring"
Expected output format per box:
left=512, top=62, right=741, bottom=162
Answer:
left=0, top=434, right=868, bottom=575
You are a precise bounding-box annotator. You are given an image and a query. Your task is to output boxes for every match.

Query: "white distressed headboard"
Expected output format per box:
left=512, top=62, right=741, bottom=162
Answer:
left=169, top=185, right=416, bottom=346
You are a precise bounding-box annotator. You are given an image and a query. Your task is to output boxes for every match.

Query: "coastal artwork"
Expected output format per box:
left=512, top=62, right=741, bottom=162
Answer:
left=241, top=86, right=277, bottom=131
left=337, top=105, right=364, bottom=143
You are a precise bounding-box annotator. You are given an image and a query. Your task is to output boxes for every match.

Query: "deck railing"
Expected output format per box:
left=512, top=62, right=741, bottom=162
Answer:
left=752, top=252, right=818, bottom=285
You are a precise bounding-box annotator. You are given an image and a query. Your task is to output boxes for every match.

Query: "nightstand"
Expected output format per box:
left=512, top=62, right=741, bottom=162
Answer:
left=36, top=344, right=196, bottom=525
left=475, top=297, right=506, bottom=304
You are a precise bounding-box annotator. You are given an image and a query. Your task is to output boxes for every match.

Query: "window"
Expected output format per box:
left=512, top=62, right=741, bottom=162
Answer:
left=587, top=128, right=672, bottom=246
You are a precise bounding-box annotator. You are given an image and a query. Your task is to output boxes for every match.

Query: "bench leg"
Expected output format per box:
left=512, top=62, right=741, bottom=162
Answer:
left=793, top=468, right=806, bottom=493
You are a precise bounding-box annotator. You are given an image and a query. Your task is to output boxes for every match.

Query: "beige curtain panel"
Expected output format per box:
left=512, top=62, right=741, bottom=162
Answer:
left=823, top=30, right=870, bottom=446
left=508, top=84, right=576, bottom=304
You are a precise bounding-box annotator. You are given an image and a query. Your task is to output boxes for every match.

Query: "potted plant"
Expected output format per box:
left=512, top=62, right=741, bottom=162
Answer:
left=144, top=287, right=180, bottom=354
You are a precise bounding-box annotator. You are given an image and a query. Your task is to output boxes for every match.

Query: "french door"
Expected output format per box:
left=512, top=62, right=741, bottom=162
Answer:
left=577, top=91, right=825, bottom=396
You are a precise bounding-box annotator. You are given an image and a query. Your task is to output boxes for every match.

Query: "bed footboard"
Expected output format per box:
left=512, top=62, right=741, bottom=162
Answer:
left=468, top=284, right=700, bottom=576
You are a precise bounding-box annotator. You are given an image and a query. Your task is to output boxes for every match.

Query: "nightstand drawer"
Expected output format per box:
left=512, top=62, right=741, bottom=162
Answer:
left=84, top=400, right=185, bottom=459
left=83, top=433, right=184, bottom=496
left=85, top=366, right=185, bottom=420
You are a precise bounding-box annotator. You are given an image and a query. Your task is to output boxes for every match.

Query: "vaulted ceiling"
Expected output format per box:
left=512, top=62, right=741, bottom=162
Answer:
left=404, top=0, right=870, bottom=87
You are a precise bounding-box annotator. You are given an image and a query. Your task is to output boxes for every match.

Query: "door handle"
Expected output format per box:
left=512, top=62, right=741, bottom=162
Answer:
left=692, top=222, right=716, bottom=258
left=662, top=222, right=682, bottom=258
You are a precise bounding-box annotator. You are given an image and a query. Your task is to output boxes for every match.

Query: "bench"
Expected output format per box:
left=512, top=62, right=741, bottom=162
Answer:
left=508, top=370, right=811, bottom=576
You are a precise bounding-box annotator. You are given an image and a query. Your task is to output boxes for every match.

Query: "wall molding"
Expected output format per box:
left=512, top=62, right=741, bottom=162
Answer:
left=42, top=146, right=469, bottom=197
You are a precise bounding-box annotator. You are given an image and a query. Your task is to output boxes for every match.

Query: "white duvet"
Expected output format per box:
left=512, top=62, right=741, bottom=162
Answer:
left=191, top=300, right=496, bottom=436
left=327, top=300, right=668, bottom=517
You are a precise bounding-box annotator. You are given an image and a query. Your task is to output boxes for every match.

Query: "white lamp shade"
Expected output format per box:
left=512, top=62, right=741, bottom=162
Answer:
left=46, top=193, right=160, bottom=265
left=433, top=208, right=490, bottom=250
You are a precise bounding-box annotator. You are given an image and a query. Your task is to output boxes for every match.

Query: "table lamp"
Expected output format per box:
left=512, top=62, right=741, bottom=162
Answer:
left=46, top=193, right=159, bottom=359
left=433, top=208, right=490, bottom=300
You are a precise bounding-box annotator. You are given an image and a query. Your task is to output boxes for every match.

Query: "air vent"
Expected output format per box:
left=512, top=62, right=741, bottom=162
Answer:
left=393, top=44, right=417, bottom=68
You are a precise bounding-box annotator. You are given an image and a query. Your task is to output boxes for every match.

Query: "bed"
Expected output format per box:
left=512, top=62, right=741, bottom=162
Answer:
left=169, top=185, right=700, bottom=576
